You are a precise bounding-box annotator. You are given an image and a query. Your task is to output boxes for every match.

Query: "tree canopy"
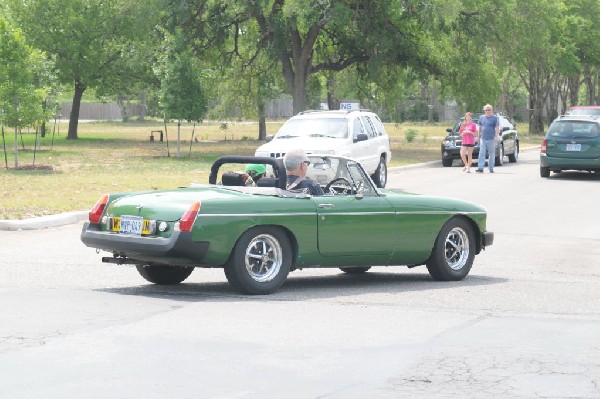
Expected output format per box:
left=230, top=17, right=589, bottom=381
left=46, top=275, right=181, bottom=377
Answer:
left=2, top=0, right=599, bottom=137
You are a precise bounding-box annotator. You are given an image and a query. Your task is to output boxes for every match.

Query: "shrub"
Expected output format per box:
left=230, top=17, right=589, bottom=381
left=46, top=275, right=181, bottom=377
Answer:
left=405, top=129, right=418, bottom=143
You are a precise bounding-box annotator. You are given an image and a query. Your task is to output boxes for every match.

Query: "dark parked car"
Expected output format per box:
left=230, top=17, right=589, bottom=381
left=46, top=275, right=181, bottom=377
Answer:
left=441, top=113, right=520, bottom=167
left=540, top=115, right=600, bottom=177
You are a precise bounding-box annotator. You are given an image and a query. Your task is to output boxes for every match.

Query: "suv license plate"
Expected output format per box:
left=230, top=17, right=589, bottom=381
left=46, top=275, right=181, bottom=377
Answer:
left=566, top=144, right=581, bottom=151
left=119, top=215, right=144, bottom=235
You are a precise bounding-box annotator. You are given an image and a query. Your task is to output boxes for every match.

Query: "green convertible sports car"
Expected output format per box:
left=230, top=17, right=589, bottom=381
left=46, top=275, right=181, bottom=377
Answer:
left=81, top=155, right=494, bottom=294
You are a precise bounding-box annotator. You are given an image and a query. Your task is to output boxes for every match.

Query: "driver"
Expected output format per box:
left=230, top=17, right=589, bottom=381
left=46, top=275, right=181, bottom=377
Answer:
left=283, top=149, right=324, bottom=196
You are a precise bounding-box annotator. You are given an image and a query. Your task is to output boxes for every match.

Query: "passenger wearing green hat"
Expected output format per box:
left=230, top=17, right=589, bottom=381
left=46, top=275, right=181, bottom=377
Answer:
left=244, top=164, right=267, bottom=186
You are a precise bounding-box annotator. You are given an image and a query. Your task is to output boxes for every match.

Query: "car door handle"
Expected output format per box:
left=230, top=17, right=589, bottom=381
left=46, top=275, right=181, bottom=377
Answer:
left=318, top=203, right=334, bottom=209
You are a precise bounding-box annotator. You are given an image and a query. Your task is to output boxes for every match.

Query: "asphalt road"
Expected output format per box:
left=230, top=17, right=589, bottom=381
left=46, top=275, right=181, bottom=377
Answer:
left=0, top=149, right=599, bottom=398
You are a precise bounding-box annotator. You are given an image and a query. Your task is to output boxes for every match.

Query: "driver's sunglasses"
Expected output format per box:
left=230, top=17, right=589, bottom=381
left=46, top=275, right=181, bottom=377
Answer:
left=303, top=160, right=311, bottom=166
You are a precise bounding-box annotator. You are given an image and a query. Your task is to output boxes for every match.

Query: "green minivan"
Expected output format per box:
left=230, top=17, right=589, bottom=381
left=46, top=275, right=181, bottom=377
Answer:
left=540, top=115, right=600, bottom=177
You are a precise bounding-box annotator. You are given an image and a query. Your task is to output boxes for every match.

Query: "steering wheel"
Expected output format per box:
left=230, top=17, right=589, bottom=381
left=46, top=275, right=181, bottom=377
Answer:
left=325, top=177, right=354, bottom=195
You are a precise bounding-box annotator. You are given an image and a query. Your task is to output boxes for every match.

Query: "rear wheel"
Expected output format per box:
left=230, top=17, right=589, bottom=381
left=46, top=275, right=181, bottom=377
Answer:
left=426, top=218, right=475, bottom=281
left=371, top=156, right=387, bottom=188
left=340, top=267, right=371, bottom=274
left=540, top=166, right=550, bottom=177
left=136, top=265, right=194, bottom=285
left=225, top=227, right=292, bottom=295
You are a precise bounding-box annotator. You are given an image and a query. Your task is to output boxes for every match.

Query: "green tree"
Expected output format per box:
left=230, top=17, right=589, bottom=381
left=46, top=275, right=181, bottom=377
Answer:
left=0, top=14, right=48, bottom=168
left=8, top=0, right=159, bottom=139
left=169, top=1, right=445, bottom=115
left=489, top=0, right=567, bottom=133
left=154, top=29, right=208, bottom=157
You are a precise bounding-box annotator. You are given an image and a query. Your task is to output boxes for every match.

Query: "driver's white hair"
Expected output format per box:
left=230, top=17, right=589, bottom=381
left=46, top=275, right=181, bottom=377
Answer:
left=283, top=148, right=308, bottom=170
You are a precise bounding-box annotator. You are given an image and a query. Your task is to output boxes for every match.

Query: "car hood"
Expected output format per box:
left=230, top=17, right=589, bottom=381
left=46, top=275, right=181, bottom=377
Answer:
left=256, top=136, right=347, bottom=155
left=106, top=186, right=254, bottom=222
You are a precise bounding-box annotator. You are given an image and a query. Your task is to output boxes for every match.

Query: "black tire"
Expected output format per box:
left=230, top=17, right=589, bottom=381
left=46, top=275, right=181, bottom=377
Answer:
left=508, top=141, right=519, bottom=163
left=442, top=157, right=453, bottom=167
left=224, top=227, right=292, bottom=295
left=426, top=218, right=475, bottom=281
left=371, top=156, right=387, bottom=188
left=135, top=265, right=194, bottom=285
left=340, top=266, right=371, bottom=274
left=495, top=144, right=504, bottom=166
left=540, top=166, right=550, bottom=178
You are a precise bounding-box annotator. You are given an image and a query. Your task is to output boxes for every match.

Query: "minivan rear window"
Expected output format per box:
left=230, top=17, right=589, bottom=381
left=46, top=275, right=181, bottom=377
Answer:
left=548, top=121, right=600, bottom=138
left=566, top=107, right=600, bottom=116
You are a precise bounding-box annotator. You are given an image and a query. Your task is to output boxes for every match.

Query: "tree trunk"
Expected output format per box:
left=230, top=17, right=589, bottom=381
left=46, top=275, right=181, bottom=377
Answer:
left=567, top=75, right=581, bottom=107
left=257, top=101, right=266, bottom=140
left=326, top=76, right=338, bottom=110
left=14, top=126, right=19, bottom=169
left=40, top=99, right=47, bottom=138
left=68, top=81, right=86, bottom=140
left=291, top=67, right=308, bottom=114
left=139, top=89, right=147, bottom=121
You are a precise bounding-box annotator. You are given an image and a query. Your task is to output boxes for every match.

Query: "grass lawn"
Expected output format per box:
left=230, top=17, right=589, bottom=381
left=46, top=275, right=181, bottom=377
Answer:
left=0, top=120, right=542, bottom=219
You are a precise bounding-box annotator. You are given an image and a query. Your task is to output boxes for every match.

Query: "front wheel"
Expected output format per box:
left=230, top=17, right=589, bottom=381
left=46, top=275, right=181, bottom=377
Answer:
left=136, top=265, right=194, bottom=285
left=225, top=227, right=292, bottom=295
left=508, top=142, right=519, bottom=163
left=495, top=144, right=504, bottom=166
left=426, top=218, right=475, bottom=281
left=442, top=157, right=453, bottom=167
left=371, top=156, right=387, bottom=188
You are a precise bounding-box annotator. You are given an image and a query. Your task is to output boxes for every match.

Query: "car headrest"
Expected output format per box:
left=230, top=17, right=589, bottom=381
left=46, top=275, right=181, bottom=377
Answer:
left=222, top=172, right=246, bottom=186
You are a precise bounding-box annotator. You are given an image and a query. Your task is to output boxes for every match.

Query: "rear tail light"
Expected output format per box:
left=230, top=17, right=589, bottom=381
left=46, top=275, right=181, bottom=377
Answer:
left=89, top=194, right=109, bottom=224
left=179, top=201, right=201, bottom=232
left=540, top=138, right=547, bottom=154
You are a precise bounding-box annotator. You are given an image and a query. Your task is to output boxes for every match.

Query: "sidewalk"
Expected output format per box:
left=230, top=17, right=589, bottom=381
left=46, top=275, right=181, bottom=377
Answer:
left=0, top=211, right=88, bottom=231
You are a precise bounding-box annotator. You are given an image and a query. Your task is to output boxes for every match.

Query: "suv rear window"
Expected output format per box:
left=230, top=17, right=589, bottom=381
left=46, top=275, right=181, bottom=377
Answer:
left=548, top=121, right=600, bottom=138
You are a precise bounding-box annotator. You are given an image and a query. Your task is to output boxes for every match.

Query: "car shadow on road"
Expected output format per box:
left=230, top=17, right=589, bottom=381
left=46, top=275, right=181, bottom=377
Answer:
left=95, top=269, right=507, bottom=302
left=543, top=171, right=600, bottom=181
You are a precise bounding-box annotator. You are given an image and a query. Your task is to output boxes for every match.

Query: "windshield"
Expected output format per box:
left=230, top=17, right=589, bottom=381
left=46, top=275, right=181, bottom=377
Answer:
left=275, top=118, right=348, bottom=139
left=548, top=120, right=600, bottom=138
left=306, top=156, right=377, bottom=196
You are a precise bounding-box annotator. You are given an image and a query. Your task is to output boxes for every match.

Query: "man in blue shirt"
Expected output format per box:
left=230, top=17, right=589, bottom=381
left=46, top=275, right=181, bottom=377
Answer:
left=476, top=104, right=500, bottom=173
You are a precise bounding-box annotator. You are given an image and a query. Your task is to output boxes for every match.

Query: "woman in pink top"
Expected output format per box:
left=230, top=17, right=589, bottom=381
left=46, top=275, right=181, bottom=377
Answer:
left=459, top=112, right=477, bottom=172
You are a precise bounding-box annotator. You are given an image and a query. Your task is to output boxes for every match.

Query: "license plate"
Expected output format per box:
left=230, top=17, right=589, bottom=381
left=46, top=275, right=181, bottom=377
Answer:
left=112, top=216, right=151, bottom=235
left=566, top=144, right=581, bottom=151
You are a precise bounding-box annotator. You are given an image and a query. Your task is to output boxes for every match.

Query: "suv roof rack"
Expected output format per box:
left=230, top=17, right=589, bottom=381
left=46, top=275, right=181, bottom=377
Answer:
left=298, top=108, right=372, bottom=115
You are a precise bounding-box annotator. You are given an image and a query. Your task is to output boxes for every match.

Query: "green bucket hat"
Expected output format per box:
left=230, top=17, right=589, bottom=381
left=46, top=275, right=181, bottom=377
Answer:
left=245, top=164, right=267, bottom=176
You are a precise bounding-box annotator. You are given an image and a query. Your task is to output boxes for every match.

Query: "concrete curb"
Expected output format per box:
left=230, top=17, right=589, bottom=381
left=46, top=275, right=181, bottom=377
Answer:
left=0, top=211, right=88, bottom=231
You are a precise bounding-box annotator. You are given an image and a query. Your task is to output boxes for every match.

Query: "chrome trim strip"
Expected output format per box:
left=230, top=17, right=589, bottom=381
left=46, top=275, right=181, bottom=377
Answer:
left=199, top=211, right=486, bottom=217
left=395, top=211, right=487, bottom=215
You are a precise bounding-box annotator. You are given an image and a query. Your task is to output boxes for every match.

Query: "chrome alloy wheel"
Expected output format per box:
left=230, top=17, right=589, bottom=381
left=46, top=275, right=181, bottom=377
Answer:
left=244, top=234, right=283, bottom=282
left=445, top=227, right=470, bottom=270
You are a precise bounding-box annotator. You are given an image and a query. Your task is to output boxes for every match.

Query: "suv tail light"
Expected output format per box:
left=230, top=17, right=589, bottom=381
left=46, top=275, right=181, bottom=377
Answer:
left=179, top=201, right=201, bottom=232
left=540, top=138, right=547, bottom=154
left=89, top=194, right=109, bottom=224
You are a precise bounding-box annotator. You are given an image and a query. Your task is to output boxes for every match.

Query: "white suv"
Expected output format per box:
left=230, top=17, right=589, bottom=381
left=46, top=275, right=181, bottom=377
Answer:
left=255, top=110, right=392, bottom=187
